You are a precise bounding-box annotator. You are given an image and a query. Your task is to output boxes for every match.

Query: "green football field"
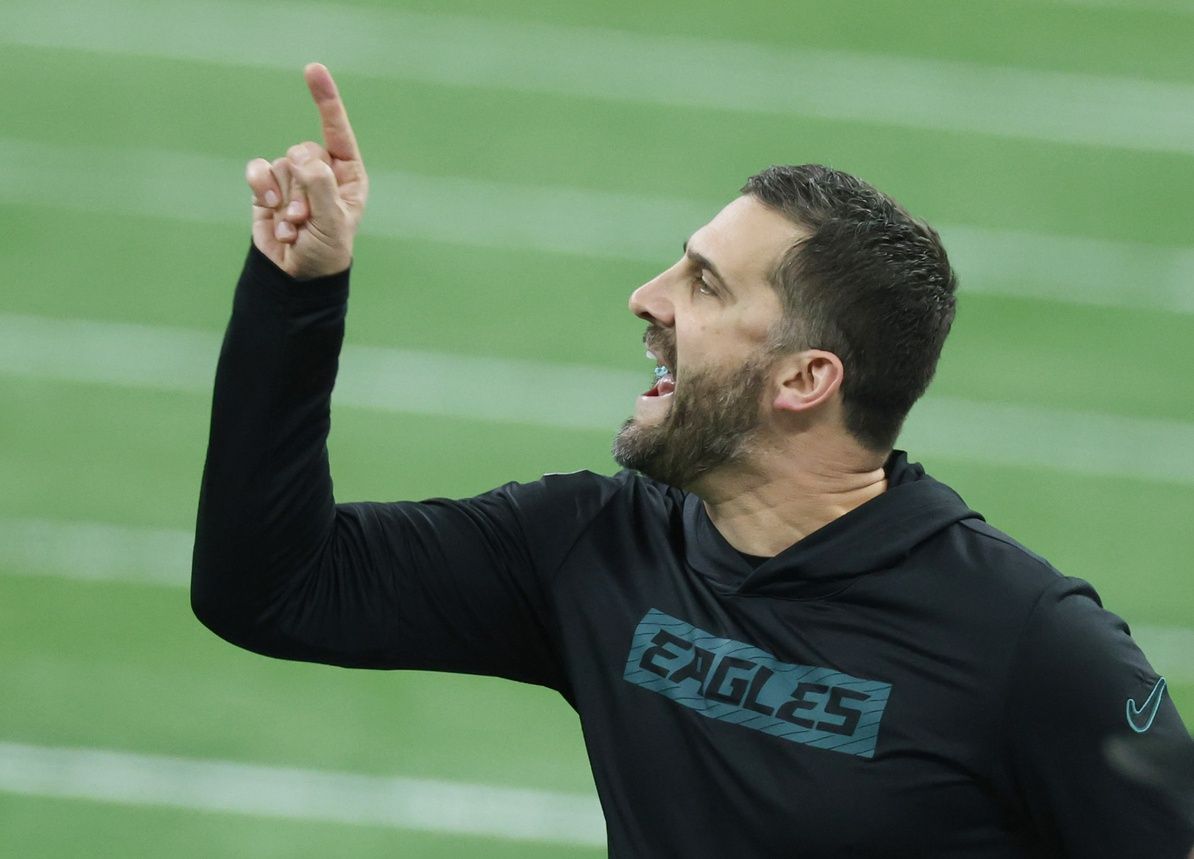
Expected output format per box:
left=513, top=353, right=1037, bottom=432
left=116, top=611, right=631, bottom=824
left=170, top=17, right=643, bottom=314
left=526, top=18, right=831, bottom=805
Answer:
left=2, top=0, right=1193, bottom=854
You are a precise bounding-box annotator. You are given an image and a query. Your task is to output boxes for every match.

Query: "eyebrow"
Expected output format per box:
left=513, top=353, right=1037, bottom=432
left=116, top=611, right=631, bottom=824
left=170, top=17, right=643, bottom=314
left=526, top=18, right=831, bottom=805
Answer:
left=682, top=240, right=736, bottom=295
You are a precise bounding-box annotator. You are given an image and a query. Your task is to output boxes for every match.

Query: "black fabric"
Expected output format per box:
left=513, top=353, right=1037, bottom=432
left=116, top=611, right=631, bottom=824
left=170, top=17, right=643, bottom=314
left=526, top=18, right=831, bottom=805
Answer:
left=193, top=244, right=1194, bottom=858
left=735, top=550, right=770, bottom=569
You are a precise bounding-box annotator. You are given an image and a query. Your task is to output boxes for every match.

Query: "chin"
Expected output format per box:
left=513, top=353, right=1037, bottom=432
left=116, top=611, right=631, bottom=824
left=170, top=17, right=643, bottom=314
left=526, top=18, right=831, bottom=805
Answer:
left=612, top=419, right=660, bottom=473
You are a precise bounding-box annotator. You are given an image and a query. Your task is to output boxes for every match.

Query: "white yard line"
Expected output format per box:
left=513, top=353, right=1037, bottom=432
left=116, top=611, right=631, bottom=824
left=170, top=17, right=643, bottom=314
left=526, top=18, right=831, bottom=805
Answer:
left=3, top=0, right=1194, bottom=155
left=901, top=397, right=1194, bottom=487
left=1048, top=0, right=1194, bottom=15
left=3, top=311, right=1194, bottom=485
left=1, top=138, right=1192, bottom=315
left=0, top=518, right=193, bottom=589
left=0, top=741, right=606, bottom=847
left=0, top=312, right=640, bottom=431
left=2, top=516, right=1191, bottom=683
left=935, top=224, right=1194, bottom=315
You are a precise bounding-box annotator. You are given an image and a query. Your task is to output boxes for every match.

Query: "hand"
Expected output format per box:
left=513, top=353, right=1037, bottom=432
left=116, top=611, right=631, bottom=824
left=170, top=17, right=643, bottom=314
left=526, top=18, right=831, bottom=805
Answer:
left=245, top=63, right=368, bottom=280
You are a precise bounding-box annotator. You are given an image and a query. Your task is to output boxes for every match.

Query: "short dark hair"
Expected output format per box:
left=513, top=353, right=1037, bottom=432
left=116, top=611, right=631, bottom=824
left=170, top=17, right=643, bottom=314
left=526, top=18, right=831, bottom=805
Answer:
left=742, top=164, right=958, bottom=452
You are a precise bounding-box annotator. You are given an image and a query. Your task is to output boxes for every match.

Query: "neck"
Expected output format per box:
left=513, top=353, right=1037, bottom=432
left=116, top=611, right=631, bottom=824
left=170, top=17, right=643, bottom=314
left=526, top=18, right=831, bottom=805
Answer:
left=694, top=436, right=889, bottom=558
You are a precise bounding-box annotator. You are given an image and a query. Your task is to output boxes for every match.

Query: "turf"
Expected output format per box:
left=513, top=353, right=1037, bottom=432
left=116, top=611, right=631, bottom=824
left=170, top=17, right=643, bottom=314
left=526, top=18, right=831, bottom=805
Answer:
left=2, top=0, right=1192, bottom=855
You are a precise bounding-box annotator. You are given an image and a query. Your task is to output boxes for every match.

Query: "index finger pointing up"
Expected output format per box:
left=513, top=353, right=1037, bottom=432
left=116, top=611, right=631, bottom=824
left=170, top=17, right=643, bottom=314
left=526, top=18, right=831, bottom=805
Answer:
left=304, top=62, right=360, bottom=161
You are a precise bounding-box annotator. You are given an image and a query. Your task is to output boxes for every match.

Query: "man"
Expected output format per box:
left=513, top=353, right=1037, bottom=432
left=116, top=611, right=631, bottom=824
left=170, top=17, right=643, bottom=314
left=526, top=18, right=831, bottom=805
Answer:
left=192, top=64, right=1194, bottom=856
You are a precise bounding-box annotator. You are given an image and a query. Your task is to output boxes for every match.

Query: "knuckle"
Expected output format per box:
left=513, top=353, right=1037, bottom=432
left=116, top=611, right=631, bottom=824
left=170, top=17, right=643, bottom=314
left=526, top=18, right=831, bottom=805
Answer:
left=286, top=142, right=324, bottom=162
left=295, top=160, right=332, bottom=182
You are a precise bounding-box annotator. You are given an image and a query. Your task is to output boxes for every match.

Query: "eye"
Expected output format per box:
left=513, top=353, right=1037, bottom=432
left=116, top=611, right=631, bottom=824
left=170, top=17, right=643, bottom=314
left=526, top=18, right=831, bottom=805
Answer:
left=691, top=273, right=716, bottom=296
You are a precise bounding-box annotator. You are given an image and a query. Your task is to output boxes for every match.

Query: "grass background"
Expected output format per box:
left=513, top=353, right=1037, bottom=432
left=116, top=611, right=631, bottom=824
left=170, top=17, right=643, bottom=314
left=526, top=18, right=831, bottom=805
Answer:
left=2, top=0, right=1193, bottom=855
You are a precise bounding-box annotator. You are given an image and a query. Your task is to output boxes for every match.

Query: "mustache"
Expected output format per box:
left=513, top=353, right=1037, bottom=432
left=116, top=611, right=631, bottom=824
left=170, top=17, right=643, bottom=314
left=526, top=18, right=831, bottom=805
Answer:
left=642, top=326, right=676, bottom=370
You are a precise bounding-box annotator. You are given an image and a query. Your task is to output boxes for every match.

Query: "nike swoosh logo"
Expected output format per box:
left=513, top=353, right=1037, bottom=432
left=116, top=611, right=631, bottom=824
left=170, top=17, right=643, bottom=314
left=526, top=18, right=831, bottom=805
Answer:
left=1126, top=676, right=1167, bottom=734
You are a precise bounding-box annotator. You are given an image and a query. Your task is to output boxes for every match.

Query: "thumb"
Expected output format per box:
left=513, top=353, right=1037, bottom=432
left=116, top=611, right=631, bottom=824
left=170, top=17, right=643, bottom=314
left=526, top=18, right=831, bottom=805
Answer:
left=291, top=153, right=342, bottom=224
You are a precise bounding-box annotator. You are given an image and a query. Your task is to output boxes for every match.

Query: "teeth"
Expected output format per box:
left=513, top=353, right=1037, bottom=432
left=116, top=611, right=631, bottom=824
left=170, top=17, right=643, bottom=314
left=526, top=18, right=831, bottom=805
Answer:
left=653, top=365, right=669, bottom=381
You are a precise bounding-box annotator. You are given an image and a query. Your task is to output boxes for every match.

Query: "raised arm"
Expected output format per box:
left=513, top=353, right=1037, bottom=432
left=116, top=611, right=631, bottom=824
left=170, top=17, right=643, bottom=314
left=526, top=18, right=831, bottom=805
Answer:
left=191, top=66, right=577, bottom=691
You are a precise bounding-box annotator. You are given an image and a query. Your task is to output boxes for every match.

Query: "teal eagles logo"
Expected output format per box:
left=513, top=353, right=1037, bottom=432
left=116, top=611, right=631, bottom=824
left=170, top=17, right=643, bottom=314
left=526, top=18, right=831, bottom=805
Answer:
left=623, top=609, right=892, bottom=758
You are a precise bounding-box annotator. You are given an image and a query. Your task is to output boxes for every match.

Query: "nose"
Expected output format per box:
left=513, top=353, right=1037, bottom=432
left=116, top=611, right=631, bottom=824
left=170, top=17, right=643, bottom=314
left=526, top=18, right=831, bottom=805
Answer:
left=628, top=272, right=675, bottom=327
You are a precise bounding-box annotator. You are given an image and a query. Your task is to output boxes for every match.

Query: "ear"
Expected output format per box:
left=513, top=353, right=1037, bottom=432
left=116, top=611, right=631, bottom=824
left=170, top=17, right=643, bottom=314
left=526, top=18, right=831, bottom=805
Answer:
left=771, top=350, right=844, bottom=413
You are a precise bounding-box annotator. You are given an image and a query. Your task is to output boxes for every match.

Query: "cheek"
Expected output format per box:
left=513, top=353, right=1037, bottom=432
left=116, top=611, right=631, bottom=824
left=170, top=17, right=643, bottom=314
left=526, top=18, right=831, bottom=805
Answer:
left=679, top=325, right=762, bottom=372
left=676, top=317, right=726, bottom=359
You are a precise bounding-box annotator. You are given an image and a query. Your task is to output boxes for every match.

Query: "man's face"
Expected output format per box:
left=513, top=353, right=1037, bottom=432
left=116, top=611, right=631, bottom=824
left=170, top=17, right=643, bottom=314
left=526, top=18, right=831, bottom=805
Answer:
left=612, top=195, right=805, bottom=488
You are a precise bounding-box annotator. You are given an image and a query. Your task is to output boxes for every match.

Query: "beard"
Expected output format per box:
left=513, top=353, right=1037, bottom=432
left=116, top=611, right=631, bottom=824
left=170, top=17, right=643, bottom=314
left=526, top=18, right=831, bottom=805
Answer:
left=612, top=355, right=771, bottom=490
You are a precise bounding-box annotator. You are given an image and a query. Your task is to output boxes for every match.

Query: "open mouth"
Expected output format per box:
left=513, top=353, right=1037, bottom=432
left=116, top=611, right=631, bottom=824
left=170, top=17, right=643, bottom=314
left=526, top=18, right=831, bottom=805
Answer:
left=644, top=349, right=676, bottom=397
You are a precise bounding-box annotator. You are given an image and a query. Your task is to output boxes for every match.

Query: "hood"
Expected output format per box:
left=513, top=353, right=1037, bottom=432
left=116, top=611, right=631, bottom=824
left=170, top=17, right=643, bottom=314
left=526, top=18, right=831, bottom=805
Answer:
left=682, top=451, right=983, bottom=599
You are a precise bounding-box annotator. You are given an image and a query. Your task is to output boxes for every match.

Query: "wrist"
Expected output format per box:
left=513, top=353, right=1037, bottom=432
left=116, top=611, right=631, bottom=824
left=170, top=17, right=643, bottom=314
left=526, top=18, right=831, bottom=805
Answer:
left=245, top=242, right=351, bottom=307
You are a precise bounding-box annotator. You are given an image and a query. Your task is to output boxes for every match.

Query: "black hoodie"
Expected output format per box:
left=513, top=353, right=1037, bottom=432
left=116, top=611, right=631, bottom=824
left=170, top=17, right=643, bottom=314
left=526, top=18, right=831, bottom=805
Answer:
left=193, top=246, right=1194, bottom=857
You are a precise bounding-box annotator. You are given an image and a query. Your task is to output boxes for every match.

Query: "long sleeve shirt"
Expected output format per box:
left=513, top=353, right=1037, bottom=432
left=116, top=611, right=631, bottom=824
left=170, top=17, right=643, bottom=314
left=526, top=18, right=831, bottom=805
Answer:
left=193, top=245, right=1194, bottom=857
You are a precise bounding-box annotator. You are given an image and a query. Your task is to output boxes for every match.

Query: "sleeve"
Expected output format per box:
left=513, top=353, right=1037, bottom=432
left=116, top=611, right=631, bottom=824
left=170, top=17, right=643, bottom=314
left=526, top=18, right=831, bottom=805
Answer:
left=191, top=244, right=617, bottom=695
left=999, top=575, right=1194, bottom=858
